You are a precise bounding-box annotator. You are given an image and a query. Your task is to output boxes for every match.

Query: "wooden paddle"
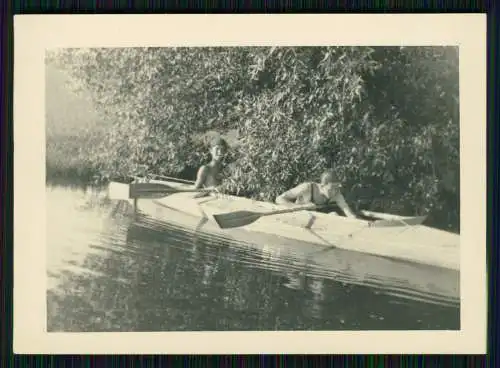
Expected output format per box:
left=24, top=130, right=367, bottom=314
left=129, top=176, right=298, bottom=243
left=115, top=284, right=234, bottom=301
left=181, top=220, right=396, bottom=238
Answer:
left=129, top=182, right=214, bottom=199
left=213, top=201, right=427, bottom=230
left=144, top=173, right=196, bottom=185
left=212, top=204, right=332, bottom=229
left=108, top=182, right=132, bottom=201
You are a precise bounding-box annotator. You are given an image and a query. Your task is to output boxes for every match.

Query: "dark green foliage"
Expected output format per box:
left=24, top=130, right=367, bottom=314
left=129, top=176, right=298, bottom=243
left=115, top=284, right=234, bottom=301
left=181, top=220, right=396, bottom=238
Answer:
left=46, top=46, right=459, bottom=231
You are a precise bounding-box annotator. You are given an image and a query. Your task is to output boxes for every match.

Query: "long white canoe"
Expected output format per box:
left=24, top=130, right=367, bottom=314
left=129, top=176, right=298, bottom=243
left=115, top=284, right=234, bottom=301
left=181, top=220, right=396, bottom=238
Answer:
left=109, top=179, right=460, bottom=304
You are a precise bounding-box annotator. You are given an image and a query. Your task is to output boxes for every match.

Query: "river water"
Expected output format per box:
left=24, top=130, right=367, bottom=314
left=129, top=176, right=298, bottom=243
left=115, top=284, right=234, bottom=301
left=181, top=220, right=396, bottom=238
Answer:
left=46, top=183, right=460, bottom=332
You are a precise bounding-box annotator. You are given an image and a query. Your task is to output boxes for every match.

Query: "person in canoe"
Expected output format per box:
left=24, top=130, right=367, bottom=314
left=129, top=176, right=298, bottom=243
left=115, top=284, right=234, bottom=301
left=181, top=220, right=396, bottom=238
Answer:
left=193, top=136, right=229, bottom=190
left=275, top=170, right=358, bottom=218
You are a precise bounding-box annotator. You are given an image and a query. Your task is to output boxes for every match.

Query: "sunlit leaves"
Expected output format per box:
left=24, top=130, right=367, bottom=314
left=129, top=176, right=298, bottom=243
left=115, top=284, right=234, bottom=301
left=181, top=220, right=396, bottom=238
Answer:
left=47, top=45, right=460, bottom=230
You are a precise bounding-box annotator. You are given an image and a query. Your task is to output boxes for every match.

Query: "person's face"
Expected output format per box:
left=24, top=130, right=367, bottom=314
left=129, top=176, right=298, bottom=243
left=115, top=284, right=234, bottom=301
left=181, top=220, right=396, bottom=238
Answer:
left=321, top=177, right=342, bottom=198
left=211, top=144, right=226, bottom=161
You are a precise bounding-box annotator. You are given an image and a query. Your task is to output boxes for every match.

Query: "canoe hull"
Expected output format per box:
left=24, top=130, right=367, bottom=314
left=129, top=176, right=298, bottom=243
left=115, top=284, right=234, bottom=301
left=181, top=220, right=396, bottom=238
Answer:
left=110, top=180, right=461, bottom=304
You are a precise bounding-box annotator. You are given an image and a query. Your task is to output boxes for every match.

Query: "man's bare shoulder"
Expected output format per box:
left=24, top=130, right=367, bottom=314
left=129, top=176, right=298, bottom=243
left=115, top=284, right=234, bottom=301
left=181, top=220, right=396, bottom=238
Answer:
left=288, top=182, right=312, bottom=193
left=197, top=165, right=209, bottom=174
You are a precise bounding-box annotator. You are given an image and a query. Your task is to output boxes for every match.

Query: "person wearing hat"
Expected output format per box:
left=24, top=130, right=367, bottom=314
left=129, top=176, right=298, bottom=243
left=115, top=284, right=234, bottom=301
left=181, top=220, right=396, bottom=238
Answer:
left=275, top=170, right=357, bottom=218
left=193, top=136, right=229, bottom=190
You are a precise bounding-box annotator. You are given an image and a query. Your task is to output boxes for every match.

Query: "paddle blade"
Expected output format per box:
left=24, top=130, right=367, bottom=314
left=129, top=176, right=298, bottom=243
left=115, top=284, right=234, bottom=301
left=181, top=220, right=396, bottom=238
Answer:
left=108, top=182, right=132, bottom=200
left=129, top=182, right=179, bottom=199
left=213, top=210, right=264, bottom=229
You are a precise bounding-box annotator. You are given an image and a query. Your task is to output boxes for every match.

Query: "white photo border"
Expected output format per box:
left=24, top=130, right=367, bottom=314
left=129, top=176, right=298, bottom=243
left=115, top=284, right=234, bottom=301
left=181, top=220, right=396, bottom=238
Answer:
left=13, top=14, right=487, bottom=354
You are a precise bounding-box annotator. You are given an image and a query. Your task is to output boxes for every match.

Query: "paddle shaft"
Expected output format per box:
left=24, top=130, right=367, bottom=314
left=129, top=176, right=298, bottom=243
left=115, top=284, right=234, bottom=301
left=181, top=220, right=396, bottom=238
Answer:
left=146, top=174, right=195, bottom=184
left=212, top=203, right=333, bottom=229
left=152, top=188, right=213, bottom=194
left=258, top=204, right=323, bottom=217
left=129, top=170, right=196, bottom=184
left=129, top=182, right=216, bottom=199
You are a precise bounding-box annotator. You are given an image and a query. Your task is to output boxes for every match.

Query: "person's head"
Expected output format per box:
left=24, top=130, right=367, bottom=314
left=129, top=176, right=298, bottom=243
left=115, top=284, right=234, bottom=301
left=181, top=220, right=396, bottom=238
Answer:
left=319, top=169, right=343, bottom=198
left=210, top=137, right=228, bottom=162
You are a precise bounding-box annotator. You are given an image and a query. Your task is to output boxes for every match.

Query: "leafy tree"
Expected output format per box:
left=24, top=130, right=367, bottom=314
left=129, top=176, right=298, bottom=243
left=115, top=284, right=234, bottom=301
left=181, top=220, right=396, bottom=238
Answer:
left=46, top=46, right=459, bottom=231
left=359, top=46, right=460, bottom=229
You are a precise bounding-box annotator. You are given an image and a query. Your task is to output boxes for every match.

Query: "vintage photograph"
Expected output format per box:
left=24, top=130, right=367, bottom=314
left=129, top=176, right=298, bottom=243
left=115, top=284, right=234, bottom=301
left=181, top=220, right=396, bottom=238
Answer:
left=45, top=45, right=461, bottom=332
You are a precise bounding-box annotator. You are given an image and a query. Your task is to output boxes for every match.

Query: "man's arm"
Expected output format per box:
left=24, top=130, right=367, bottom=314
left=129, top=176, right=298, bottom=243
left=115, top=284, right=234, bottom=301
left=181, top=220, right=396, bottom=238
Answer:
left=193, top=165, right=208, bottom=189
left=334, top=192, right=357, bottom=218
left=275, top=183, right=310, bottom=205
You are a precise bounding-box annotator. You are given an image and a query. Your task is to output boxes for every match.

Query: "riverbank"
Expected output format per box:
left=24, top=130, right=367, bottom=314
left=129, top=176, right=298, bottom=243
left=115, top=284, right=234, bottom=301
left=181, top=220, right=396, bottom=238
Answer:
left=45, top=63, right=110, bottom=183
left=46, top=136, right=99, bottom=184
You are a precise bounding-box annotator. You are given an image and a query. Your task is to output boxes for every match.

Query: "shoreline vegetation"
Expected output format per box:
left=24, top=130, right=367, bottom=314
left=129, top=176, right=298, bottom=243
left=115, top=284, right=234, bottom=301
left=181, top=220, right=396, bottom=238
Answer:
left=46, top=46, right=460, bottom=233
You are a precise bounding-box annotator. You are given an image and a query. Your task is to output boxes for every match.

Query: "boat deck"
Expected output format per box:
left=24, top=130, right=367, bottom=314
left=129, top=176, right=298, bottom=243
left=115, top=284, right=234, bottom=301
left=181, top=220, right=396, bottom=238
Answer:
left=108, top=179, right=461, bottom=303
left=121, top=180, right=460, bottom=271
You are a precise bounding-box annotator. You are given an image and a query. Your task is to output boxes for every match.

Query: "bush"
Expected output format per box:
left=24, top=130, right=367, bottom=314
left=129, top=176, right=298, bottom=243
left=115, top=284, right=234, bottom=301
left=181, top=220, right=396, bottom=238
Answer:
left=46, top=46, right=460, bottom=231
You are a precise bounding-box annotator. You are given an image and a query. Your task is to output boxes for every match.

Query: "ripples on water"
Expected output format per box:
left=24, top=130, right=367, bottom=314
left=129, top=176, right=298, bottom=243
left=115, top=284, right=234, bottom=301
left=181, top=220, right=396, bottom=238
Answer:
left=46, top=184, right=460, bottom=332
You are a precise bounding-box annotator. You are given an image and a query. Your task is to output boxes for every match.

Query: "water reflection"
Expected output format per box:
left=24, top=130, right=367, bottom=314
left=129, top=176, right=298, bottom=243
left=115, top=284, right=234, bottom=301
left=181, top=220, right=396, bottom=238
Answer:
left=46, top=184, right=460, bottom=332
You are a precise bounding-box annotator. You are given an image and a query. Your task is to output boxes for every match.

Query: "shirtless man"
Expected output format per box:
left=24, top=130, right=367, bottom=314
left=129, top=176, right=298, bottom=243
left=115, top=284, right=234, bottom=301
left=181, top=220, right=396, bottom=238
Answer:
left=194, top=137, right=228, bottom=190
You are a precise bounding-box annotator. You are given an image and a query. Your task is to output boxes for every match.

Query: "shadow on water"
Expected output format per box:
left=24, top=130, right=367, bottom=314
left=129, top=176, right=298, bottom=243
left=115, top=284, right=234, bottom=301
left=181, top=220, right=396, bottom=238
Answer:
left=46, top=184, right=460, bottom=332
